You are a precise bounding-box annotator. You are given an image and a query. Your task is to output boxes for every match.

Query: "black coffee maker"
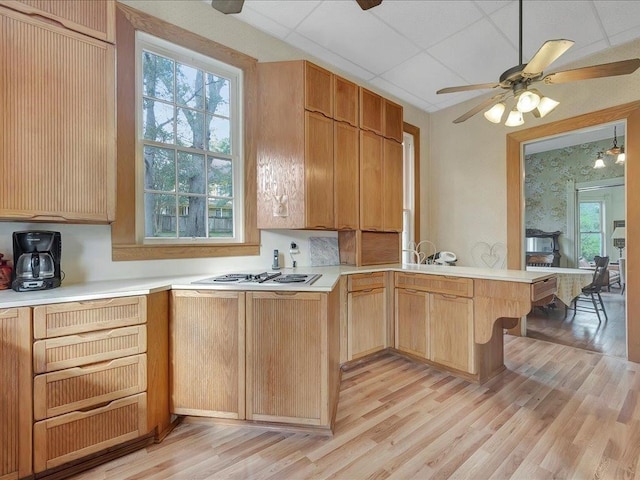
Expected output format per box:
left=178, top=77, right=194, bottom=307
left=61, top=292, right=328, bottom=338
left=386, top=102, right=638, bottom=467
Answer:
left=11, top=231, right=62, bottom=292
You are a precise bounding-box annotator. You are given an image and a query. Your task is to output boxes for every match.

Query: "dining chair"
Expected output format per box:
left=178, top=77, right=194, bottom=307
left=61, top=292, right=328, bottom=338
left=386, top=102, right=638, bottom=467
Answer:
left=571, top=255, right=610, bottom=323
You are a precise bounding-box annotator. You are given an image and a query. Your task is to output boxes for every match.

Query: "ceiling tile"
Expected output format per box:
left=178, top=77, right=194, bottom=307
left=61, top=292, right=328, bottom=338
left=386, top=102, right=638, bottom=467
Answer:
left=239, top=1, right=322, bottom=29
left=294, top=0, right=420, bottom=75
left=427, top=18, right=518, bottom=85
left=285, top=32, right=377, bottom=81
left=372, top=0, right=484, bottom=50
left=368, top=77, right=436, bottom=112
left=594, top=1, right=640, bottom=38
left=237, top=6, right=292, bottom=39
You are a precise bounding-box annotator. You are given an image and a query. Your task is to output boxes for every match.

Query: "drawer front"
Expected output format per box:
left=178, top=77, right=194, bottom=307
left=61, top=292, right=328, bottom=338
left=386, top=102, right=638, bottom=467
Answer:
left=531, top=276, right=558, bottom=301
left=34, top=354, right=147, bottom=420
left=395, top=273, right=473, bottom=297
left=33, top=296, right=147, bottom=339
left=33, top=325, right=147, bottom=374
left=348, top=272, right=386, bottom=291
left=33, top=393, right=147, bottom=473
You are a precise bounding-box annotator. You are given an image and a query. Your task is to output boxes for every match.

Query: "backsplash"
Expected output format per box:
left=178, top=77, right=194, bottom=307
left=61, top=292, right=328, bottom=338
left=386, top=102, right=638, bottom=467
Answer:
left=0, top=222, right=337, bottom=285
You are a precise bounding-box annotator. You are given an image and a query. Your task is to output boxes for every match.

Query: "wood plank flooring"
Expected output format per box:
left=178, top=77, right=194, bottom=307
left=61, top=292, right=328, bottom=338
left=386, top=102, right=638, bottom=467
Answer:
left=527, top=290, right=626, bottom=358
left=69, top=334, right=640, bottom=480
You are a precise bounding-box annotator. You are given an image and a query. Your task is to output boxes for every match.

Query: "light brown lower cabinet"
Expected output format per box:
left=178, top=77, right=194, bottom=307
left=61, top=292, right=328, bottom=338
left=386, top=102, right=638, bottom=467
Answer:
left=29, top=293, right=170, bottom=475
left=33, top=393, right=148, bottom=473
left=429, top=294, right=475, bottom=374
left=170, top=290, right=245, bottom=419
left=394, top=273, right=476, bottom=376
left=346, top=272, right=388, bottom=360
left=245, top=290, right=340, bottom=428
left=395, top=288, right=429, bottom=358
left=0, top=307, right=32, bottom=480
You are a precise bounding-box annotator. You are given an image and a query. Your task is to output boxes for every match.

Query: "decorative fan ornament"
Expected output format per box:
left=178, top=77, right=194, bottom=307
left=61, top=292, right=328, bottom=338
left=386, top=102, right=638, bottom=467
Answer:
left=211, top=0, right=382, bottom=15
left=437, top=0, right=640, bottom=125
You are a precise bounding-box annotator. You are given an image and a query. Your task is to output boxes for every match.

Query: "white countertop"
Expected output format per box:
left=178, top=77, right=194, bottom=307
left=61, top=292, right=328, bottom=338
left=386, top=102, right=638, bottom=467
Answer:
left=0, top=264, right=555, bottom=308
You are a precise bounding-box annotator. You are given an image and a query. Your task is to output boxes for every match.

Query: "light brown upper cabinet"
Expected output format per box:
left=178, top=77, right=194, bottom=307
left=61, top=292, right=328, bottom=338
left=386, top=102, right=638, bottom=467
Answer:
left=383, top=98, right=404, bottom=143
left=383, top=138, right=403, bottom=232
left=304, top=62, right=333, bottom=118
left=334, top=76, right=359, bottom=127
left=2, top=0, right=116, bottom=43
left=360, top=88, right=384, bottom=135
left=257, top=61, right=339, bottom=230
left=0, top=5, right=116, bottom=223
left=334, top=122, right=359, bottom=230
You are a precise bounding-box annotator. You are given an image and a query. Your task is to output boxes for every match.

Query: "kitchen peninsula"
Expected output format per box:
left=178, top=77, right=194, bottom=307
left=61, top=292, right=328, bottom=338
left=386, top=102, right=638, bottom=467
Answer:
left=0, top=264, right=555, bottom=479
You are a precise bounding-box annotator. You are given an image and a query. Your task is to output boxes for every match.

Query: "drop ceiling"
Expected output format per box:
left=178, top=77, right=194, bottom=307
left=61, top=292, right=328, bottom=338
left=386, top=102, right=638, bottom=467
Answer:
left=225, top=0, right=640, bottom=114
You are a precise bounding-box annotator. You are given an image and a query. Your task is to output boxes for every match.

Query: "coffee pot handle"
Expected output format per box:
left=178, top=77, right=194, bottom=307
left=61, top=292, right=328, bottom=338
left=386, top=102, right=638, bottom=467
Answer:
left=31, top=253, right=41, bottom=278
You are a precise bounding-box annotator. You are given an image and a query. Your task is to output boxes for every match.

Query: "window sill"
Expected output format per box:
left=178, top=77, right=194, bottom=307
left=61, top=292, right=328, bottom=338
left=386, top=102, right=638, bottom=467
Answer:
left=112, top=243, right=260, bottom=261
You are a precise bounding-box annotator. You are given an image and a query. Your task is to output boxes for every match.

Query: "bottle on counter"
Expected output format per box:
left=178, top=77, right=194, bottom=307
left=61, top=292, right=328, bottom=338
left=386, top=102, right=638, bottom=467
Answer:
left=0, top=253, right=12, bottom=290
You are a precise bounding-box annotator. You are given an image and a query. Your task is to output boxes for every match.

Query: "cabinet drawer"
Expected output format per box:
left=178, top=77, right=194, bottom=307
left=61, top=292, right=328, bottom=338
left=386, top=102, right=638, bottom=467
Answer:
left=33, top=325, right=147, bottom=374
left=33, top=393, right=147, bottom=473
left=395, top=273, right=473, bottom=297
left=34, top=354, right=147, bottom=420
left=531, top=277, right=557, bottom=301
left=33, top=296, right=146, bottom=339
left=348, top=272, right=386, bottom=291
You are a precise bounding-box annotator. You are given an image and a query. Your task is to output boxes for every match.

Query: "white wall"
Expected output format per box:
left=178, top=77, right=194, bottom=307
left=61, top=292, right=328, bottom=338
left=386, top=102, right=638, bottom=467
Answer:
left=428, top=38, right=640, bottom=266
left=0, top=0, right=430, bottom=284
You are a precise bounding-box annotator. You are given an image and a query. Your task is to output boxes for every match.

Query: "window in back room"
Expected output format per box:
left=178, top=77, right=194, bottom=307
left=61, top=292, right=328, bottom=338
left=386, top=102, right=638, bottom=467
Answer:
left=137, top=32, right=244, bottom=243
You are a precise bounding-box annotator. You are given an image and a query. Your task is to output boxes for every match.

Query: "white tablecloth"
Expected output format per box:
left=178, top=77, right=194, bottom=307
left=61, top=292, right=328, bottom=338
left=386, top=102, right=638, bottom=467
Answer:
left=526, top=266, right=594, bottom=306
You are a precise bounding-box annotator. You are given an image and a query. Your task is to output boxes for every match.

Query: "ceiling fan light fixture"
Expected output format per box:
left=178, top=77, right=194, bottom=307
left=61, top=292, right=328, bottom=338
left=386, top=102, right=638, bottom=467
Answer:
left=593, top=151, right=606, bottom=169
left=606, top=126, right=622, bottom=155
left=505, top=109, right=524, bottom=127
left=616, top=146, right=626, bottom=164
left=484, top=102, right=506, bottom=123
left=534, top=95, right=559, bottom=118
left=516, top=90, right=540, bottom=113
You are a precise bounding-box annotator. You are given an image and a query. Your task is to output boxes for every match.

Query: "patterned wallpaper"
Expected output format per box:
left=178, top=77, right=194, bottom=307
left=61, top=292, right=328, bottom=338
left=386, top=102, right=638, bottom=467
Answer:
left=524, top=136, right=625, bottom=233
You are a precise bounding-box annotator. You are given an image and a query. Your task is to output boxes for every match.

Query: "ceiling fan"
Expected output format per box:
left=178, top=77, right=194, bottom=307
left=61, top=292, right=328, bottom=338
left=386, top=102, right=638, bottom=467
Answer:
left=437, top=0, right=640, bottom=125
left=211, top=0, right=382, bottom=15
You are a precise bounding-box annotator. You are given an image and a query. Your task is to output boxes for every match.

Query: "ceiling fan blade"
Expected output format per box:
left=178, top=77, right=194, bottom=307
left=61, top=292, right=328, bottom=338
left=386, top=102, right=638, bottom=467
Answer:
left=211, top=0, right=244, bottom=14
left=356, top=0, right=383, bottom=10
left=453, top=93, right=507, bottom=124
left=543, top=58, right=640, bottom=85
left=437, top=83, right=501, bottom=94
left=522, top=39, right=574, bottom=77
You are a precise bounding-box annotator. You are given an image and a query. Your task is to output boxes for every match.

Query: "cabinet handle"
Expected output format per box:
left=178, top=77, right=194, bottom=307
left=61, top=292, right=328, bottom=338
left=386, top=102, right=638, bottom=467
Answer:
left=404, top=289, right=418, bottom=293
left=440, top=294, right=459, bottom=299
left=79, top=298, right=117, bottom=306
left=274, top=291, right=298, bottom=296
left=29, top=214, right=70, bottom=222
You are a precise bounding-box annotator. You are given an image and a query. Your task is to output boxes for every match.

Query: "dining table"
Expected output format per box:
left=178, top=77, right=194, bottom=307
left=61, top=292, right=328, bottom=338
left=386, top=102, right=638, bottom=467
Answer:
left=526, top=266, right=594, bottom=307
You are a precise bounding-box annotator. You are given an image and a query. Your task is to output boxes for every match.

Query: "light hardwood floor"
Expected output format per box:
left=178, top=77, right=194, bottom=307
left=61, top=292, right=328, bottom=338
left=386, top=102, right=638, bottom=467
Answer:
left=527, top=289, right=626, bottom=358
left=70, top=335, right=640, bottom=479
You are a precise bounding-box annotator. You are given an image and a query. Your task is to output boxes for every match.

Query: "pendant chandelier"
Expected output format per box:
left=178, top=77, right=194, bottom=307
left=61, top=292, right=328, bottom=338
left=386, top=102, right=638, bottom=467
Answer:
left=605, top=126, right=626, bottom=164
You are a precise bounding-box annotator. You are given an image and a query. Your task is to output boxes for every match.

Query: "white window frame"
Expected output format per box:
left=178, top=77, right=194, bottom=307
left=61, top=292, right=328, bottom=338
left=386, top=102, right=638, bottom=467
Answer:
left=135, top=32, right=244, bottom=244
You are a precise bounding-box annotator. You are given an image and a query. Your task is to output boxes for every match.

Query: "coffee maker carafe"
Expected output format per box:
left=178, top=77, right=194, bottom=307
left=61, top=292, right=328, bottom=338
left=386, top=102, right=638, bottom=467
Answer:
left=11, top=231, right=62, bottom=292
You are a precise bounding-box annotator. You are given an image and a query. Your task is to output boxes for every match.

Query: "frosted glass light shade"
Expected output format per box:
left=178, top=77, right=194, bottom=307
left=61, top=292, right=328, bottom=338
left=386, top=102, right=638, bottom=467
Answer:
left=593, top=153, right=605, bottom=169
left=616, top=147, right=626, bottom=164
left=505, top=109, right=524, bottom=127
left=484, top=102, right=506, bottom=123
left=516, top=90, right=540, bottom=113
left=536, top=96, right=560, bottom=118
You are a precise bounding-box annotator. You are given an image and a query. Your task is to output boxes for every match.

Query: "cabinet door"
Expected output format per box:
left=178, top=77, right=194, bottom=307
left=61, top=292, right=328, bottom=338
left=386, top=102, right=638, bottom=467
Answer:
left=304, top=61, right=333, bottom=118
left=0, top=307, right=32, bottom=479
left=383, top=98, right=404, bottom=142
left=305, top=111, right=335, bottom=229
left=359, top=87, right=383, bottom=135
left=429, top=294, right=475, bottom=374
left=348, top=287, right=387, bottom=359
left=334, top=75, right=358, bottom=126
left=334, top=121, right=359, bottom=230
left=359, top=130, right=384, bottom=231
left=2, top=0, right=116, bottom=42
left=383, top=138, right=404, bottom=232
left=246, top=292, right=327, bottom=425
left=170, top=291, right=245, bottom=419
left=395, top=288, right=429, bottom=358
left=0, top=8, right=116, bottom=223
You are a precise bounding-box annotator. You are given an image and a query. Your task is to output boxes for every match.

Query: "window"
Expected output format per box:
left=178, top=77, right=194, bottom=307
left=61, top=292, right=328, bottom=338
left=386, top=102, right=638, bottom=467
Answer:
left=112, top=4, right=259, bottom=261
left=138, top=34, right=243, bottom=242
left=579, top=201, right=604, bottom=261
